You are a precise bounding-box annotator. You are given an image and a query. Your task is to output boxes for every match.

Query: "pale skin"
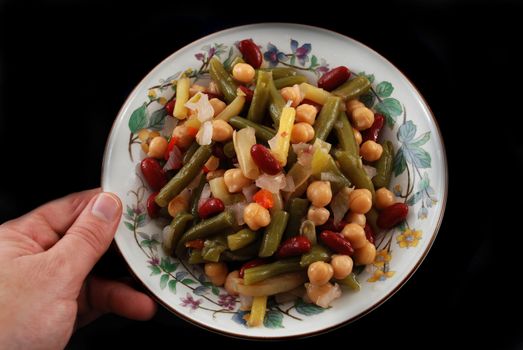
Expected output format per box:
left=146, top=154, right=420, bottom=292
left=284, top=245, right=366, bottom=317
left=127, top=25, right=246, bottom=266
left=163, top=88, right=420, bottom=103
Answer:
left=0, top=189, right=157, bottom=349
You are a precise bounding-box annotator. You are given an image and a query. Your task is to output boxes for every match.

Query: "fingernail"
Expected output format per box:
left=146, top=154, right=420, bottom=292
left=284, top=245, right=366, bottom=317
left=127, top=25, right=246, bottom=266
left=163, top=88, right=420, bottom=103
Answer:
left=92, top=193, right=120, bottom=222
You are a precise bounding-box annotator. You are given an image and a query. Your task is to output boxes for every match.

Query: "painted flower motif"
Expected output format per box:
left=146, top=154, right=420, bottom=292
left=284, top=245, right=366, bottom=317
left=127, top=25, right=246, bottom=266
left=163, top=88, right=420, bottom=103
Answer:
left=180, top=293, right=202, bottom=310
left=396, top=228, right=422, bottom=248
left=393, top=184, right=403, bottom=197
left=264, top=43, right=287, bottom=67
left=147, top=89, right=157, bottom=99
left=158, top=97, right=167, bottom=106
left=195, top=53, right=205, bottom=61
left=367, top=269, right=395, bottom=282
left=373, top=249, right=392, bottom=268
left=290, top=39, right=311, bottom=66
left=218, top=294, right=237, bottom=310
left=147, top=256, right=160, bottom=266
left=418, top=206, right=428, bottom=220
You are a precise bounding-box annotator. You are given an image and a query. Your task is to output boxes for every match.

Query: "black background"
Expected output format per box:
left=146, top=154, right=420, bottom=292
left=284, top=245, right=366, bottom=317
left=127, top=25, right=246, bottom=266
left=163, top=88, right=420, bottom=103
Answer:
left=1, top=0, right=522, bottom=348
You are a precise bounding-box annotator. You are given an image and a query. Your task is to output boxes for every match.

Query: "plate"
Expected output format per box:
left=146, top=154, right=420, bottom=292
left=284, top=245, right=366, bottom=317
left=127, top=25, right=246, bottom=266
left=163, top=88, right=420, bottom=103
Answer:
left=101, top=23, right=447, bottom=339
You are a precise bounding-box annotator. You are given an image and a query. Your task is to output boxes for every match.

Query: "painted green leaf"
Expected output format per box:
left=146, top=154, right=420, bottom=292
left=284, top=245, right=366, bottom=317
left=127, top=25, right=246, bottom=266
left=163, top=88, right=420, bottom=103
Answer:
left=397, top=221, right=407, bottom=231
left=128, top=104, right=147, bottom=134
left=411, top=131, right=431, bottom=147
left=168, top=279, right=177, bottom=294
left=194, top=286, right=209, bottom=296
left=148, top=265, right=161, bottom=276
left=124, top=221, right=134, bottom=231
left=148, top=108, right=167, bottom=131
left=359, top=71, right=375, bottom=84
left=136, top=213, right=147, bottom=227
left=404, top=145, right=431, bottom=168
left=290, top=55, right=296, bottom=66
left=222, top=48, right=235, bottom=70
left=182, top=278, right=196, bottom=285
left=140, top=239, right=152, bottom=248
left=418, top=172, right=430, bottom=191
left=375, top=81, right=394, bottom=98
left=211, top=286, right=220, bottom=296
left=263, top=310, right=284, bottom=328
left=406, top=191, right=423, bottom=206
left=294, top=299, right=325, bottom=316
left=393, top=146, right=407, bottom=176
left=310, top=55, right=318, bottom=68
left=126, top=205, right=135, bottom=218
left=138, top=232, right=150, bottom=240
left=160, top=274, right=169, bottom=290
left=398, top=121, right=417, bottom=143
left=375, top=98, right=402, bottom=127
left=359, top=92, right=375, bottom=108
left=162, top=260, right=178, bottom=273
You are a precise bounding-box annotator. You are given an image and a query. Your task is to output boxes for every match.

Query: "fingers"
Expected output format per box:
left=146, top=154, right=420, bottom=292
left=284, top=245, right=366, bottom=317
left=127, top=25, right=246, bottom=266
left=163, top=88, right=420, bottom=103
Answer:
left=86, top=276, right=157, bottom=321
left=48, top=192, right=122, bottom=282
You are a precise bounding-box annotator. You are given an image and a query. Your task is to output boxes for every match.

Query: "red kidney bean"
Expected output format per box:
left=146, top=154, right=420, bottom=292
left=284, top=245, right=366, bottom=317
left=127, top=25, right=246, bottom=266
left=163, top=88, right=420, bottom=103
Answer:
left=276, top=236, right=312, bottom=258
left=165, top=99, right=176, bottom=116
left=146, top=192, right=161, bottom=218
left=250, top=144, right=282, bottom=175
left=238, top=85, right=254, bottom=102
left=317, top=66, right=351, bottom=91
left=140, top=158, right=167, bottom=191
left=364, top=223, right=375, bottom=244
left=319, top=230, right=354, bottom=256
left=238, top=39, right=263, bottom=69
left=362, top=113, right=385, bottom=143
left=239, top=258, right=269, bottom=278
left=319, top=218, right=347, bottom=233
left=198, top=198, right=225, bottom=219
left=377, top=203, right=409, bottom=229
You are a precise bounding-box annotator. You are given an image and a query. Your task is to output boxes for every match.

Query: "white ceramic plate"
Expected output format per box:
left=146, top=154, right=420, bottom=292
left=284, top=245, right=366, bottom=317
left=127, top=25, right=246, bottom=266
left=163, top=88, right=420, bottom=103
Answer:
left=101, top=23, right=447, bottom=339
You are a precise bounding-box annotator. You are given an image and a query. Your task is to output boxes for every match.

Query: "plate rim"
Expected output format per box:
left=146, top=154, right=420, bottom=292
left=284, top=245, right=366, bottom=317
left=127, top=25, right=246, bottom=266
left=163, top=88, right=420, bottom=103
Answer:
left=101, top=22, right=448, bottom=340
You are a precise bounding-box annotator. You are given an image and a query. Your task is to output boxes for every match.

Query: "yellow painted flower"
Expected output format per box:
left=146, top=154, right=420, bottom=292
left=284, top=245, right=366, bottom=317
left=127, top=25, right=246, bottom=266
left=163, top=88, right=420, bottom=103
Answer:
left=373, top=249, right=392, bottom=268
left=396, top=229, right=422, bottom=248
left=158, top=97, right=167, bottom=106
left=148, top=89, right=157, bottom=99
left=367, top=269, right=395, bottom=282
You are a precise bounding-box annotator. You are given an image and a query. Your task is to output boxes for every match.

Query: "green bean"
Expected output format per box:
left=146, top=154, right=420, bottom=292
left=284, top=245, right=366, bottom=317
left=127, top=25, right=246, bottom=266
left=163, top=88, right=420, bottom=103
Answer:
left=166, top=212, right=193, bottom=256
left=259, top=67, right=297, bottom=79
left=268, top=74, right=285, bottom=127
left=332, top=76, right=371, bottom=101
left=247, top=70, right=271, bottom=123
left=314, top=156, right=352, bottom=192
left=182, top=141, right=199, bottom=165
left=372, top=141, right=394, bottom=189
left=259, top=210, right=289, bottom=257
left=223, top=141, right=236, bottom=158
left=337, top=273, right=361, bottom=291
left=284, top=198, right=309, bottom=239
left=227, top=228, right=257, bottom=251
left=156, top=145, right=212, bottom=207
left=333, top=111, right=359, bottom=156
left=188, top=249, right=205, bottom=264
left=273, top=75, right=308, bottom=89
left=299, top=245, right=331, bottom=268
left=366, top=207, right=379, bottom=234
left=175, top=210, right=235, bottom=257
left=209, top=57, right=237, bottom=103
left=202, top=234, right=228, bottom=262
left=243, top=258, right=302, bottom=285
left=333, top=150, right=375, bottom=200
left=299, top=220, right=317, bottom=245
left=221, top=240, right=260, bottom=261
left=314, top=96, right=342, bottom=141
left=189, top=174, right=206, bottom=223
left=225, top=56, right=244, bottom=72
left=284, top=148, right=298, bottom=171
left=229, top=116, right=276, bottom=142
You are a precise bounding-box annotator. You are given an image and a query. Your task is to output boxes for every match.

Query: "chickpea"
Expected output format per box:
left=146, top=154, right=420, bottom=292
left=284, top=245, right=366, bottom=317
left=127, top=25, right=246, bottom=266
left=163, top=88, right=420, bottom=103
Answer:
left=189, top=84, right=206, bottom=97
left=295, top=104, right=318, bottom=125
left=280, top=84, right=303, bottom=107
left=376, top=188, right=396, bottom=209
left=346, top=212, right=366, bottom=227
left=330, top=255, right=354, bottom=280
left=307, top=181, right=332, bottom=207
left=206, top=169, right=225, bottom=181
left=308, top=261, right=334, bottom=286
left=211, top=120, right=233, bottom=142
left=354, top=242, right=376, bottom=265
left=243, top=203, right=271, bottom=231
left=138, top=130, right=160, bottom=153
left=360, top=140, right=383, bottom=162
left=209, top=98, right=226, bottom=117
left=224, top=168, right=252, bottom=193
left=346, top=99, right=364, bottom=114
left=168, top=191, right=190, bottom=217
left=224, top=270, right=240, bottom=296
left=204, top=155, right=220, bottom=172
left=204, top=262, right=228, bottom=286
left=353, top=128, right=362, bottom=146
left=307, top=206, right=330, bottom=226
left=147, top=136, right=168, bottom=159
left=172, top=124, right=194, bottom=149
left=291, top=122, right=315, bottom=144
left=232, top=63, right=255, bottom=83
left=341, top=223, right=367, bottom=249
left=351, top=106, right=375, bottom=130
left=349, top=189, right=372, bottom=214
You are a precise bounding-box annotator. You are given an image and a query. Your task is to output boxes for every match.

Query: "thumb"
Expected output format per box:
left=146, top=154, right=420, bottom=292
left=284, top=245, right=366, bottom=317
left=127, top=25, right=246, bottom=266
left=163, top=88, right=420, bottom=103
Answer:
left=48, top=192, right=122, bottom=282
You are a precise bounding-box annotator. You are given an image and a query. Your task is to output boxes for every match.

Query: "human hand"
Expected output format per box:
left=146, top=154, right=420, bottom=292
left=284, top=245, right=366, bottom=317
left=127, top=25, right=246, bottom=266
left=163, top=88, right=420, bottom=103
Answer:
left=0, top=189, right=157, bottom=349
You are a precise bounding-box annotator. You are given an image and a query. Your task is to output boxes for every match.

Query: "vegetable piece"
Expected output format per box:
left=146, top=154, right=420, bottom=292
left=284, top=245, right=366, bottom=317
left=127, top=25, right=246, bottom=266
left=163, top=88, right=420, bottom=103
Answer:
left=223, top=141, right=236, bottom=158
left=299, top=245, right=331, bottom=267
left=202, top=235, right=228, bottom=262
left=273, top=75, right=308, bottom=89
left=189, top=174, right=206, bottom=221
left=319, top=230, right=354, bottom=255
left=236, top=272, right=306, bottom=297
left=337, top=272, right=360, bottom=291
left=225, top=56, right=245, bottom=72
left=209, top=57, right=238, bottom=103
left=253, top=189, right=274, bottom=209
left=229, top=116, right=276, bottom=142
left=173, top=77, right=190, bottom=119
left=238, top=85, right=254, bottom=102
left=188, top=249, right=205, bottom=264
left=362, top=113, right=385, bottom=143
left=155, top=145, right=212, bottom=207
left=270, top=105, right=296, bottom=166
left=299, top=83, right=332, bottom=105
left=163, top=211, right=193, bottom=254
left=284, top=198, right=310, bottom=239
left=259, top=67, right=297, bottom=79
left=247, top=296, right=268, bottom=327
left=283, top=163, right=311, bottom=200
left=363, top=223, right=375, bottom=245
left=247, top=70, right=271, bottom=123
left=300, top=219, right=317, bottom=244
left=250, top=144, right=282, bottom=175
left=185, top=239, right=205, bottom=249
left=332, top=75, right=371, bottom=101
left=215, top=94, right=246, bottom=122
left=146, top=192, right=160, bottom=218
left=314, top=95, right=342, bottom=141
left=243, top=258, right=302, bottom=285
left=377, top=203, right=409, bottom=229
left=233, top=127, right=260, bottom=180
left=276, top=236, right=312, bottom=258
left=372, top=140, right=394, bottom=189
left=317, top=66, right=351, bottom=91
left=221, top=241, right=260, bottom=261
left=227, top=229, right=257, bottom=251
left=140, top=158, right=167, bottom=191
left=333, top=111, right=359, bottom=156
left=333, top=150, right=376, bottom=200
left=239, top=258, right=268, bottom=278
left=182, top=142, right=199, bottom=165
left=268, top=74, right=286, bottom=127
left=238, top=39, right=263, bottom=69
left=198, top=198, right=225, bottom=219
left=259, top=210, right=289, bottom=257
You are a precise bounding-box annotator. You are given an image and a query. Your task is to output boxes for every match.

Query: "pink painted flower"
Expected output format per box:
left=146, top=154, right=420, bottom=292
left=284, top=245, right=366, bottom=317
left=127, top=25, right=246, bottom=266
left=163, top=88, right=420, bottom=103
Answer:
left=195, top=53, right=205, bottom=61
left=180, top=293, right=202, bottom=310
left=218, top=294, right=237, bottom=310
left=147, top=256, right=159, bottom=266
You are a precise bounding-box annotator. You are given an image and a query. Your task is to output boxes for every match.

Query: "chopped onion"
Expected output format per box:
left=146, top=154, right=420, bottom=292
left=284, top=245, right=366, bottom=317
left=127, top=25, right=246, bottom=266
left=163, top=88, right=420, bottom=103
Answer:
left=161, top=115, right=177, bottom=138
left=241, top=184, right=258, bottom=202
left=305, top=282, right=341, bottom=308
left=255, top=173, right=286, bottom=194
left=282, top=174, right=295, bottom=192
left=185, top=92, right=214, bottom=122
left=320, top=172, right=341, bottom=183
left=292, top=143, right=314, bottom=167
left=162, top=224, right=175, bottom=251
left=198, top=183, right=211, bottom=210
left=196, top=121, right=213, bottom=145
left=228, top=200, right=247, bottom=226
left=268, top=133, right=279, bottom=151
left=239, top=294, right=253, bottom=311
left=363, top=165, right=377, bottom=178
left=163, top=145, right=182, bottom=171
left=330, top=187, right=351, bottom=225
